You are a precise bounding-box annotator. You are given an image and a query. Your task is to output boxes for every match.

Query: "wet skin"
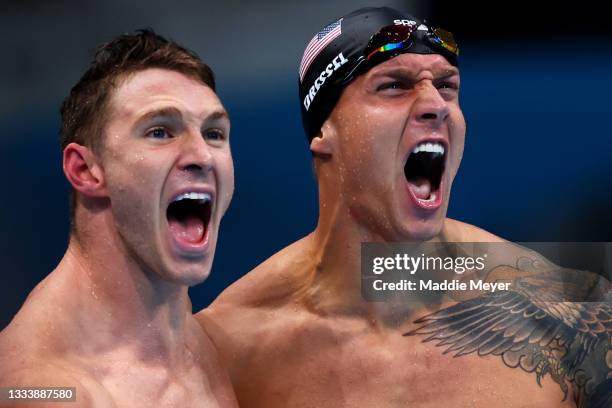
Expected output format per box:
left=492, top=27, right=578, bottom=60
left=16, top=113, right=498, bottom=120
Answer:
left=0, top=69, right=238, bottom=407
left=196, top=54, right=599, bottom=407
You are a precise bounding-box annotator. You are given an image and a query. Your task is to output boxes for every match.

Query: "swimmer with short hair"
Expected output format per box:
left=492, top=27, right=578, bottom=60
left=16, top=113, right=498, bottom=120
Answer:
left=197, top=7, right=611, bottom=407
left=0, top=30, right=238, bottom=407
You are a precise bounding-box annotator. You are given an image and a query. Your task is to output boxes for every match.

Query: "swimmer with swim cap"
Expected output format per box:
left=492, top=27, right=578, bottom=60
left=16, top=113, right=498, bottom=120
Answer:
left=197, top=7, right=611, bottom=407
left=0, top=30, right=238, bottom=407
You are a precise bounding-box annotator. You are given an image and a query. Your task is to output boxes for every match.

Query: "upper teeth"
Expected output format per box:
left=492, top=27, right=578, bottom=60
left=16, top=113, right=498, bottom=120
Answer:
left=412, top=142, right=445, bottom=155
left=173, top=192, right=211, bottom=203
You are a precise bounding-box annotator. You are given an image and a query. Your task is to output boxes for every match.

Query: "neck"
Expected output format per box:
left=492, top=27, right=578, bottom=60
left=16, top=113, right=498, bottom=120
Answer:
left=299, top=191, right=398, bottom=320
left=52, top=210, right=195, bottom=367
left=300, top=173, right=451, bottom=324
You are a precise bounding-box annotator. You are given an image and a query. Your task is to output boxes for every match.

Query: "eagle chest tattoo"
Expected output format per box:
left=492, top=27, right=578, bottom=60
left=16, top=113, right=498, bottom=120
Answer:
left=404, top=257, right=612, bottom=408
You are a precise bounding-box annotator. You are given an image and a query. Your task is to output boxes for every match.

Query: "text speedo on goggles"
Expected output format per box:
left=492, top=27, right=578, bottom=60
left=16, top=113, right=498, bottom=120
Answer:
left=341, top=22, right=459, bottom=85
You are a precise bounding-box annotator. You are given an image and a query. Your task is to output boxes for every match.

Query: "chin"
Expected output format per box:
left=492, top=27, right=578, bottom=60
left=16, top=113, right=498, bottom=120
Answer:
left=157, top=261, right=212, bottom=287
left=400, top=215, right=445, bottom=242
left=178, top=265, right=212, bottom=286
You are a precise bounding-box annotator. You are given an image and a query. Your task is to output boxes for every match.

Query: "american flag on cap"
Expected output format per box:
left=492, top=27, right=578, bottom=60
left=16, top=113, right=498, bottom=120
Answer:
left=299, top=18, right=343, bottom=83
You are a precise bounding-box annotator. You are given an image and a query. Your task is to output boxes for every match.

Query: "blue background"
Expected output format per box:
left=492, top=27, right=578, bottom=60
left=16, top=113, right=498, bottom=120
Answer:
left=1, top=1, right=611, bottom=329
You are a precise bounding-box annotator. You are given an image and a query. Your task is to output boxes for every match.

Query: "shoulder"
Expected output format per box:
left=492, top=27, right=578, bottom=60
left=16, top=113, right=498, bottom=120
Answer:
left=0, top=364, right=113, bottom=408
left=196, top=237, right=315, bottom=352
left=205, top=236, right=314, bottom=312
left=442, top=218, right=507, bottom=242
left=0, top=274, right=113, bottom=407
left=0, top=272, right=72, bottom=363
left=1, top=322, right=106, bottom=407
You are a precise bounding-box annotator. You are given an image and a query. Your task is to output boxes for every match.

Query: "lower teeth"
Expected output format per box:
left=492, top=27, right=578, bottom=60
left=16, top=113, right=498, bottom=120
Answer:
left=422, top=191, right=437, bottom=202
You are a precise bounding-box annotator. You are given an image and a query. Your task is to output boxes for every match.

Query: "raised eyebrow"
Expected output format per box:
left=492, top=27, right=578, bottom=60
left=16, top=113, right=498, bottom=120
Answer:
left=134, top=107, right=183, bottom=128
left=204, top=109, right=230, bottom=124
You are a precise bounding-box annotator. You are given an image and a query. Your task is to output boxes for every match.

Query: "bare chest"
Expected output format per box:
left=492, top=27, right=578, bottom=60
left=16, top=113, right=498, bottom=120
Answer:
left=80, top=357, right=224, bottom=408
left=232, top=327, right=573, bottom=408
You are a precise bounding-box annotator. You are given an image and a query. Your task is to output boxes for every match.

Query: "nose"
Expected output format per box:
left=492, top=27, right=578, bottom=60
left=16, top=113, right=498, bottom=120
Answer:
left=176, top=130, right=213, bottom=174
left=410, top=83, right=450, bottom=129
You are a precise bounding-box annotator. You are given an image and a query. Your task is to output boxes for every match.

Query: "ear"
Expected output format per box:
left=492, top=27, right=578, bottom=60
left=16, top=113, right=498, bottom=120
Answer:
left=309, top=121, right=335, bottom=156
left=62, top=143, right=107, bottom=198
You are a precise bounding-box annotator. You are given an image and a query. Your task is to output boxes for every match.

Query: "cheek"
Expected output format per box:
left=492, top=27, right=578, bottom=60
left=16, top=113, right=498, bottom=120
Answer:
left=109, top=156, right=156, bottom=190
left=102, top=152, right=164, bottom=211
left=336, top=115, right=401, bottom=185
left=330, top=100, right=405, bottom=197
left=448, top=110, right=466, bottom=178
left=215, top=151, right=234, bottom=214
left=453, top=110, right=466, bottom=145
left=337, top=138, right=394, bottom=198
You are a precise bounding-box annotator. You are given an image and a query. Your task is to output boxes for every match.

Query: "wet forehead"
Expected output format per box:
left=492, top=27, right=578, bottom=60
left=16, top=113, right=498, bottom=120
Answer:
left=368, top=53, right=459, bottom=78
left=108, top=68, right=225, bottom=124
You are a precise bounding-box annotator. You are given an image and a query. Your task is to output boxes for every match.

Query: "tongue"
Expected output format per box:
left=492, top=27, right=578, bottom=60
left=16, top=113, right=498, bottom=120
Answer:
left=168, top=215, right=204, bottom=244
left=408, top=178, right=432, bottom=200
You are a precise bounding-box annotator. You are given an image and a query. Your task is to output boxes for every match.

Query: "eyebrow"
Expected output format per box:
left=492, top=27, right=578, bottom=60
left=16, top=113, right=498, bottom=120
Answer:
left=437, top=67, right=460, bottom=79
left=370, top=65, right=460, bottom=79
left=206, top=109, right=230, bottom=123
left=134, top=107, right=230, bottom=129
left=134, top=107, right=183, bottom=129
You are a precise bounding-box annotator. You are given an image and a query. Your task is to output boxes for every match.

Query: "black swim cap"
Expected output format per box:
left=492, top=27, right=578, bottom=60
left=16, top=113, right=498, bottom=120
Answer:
left=298, top=7, right=459, bottom=141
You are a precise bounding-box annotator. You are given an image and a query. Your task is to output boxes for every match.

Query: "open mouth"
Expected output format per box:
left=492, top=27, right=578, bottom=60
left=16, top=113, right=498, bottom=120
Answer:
left=166, top=192, right=212, bottom=247
left=404, top=141, right=446, bottom=206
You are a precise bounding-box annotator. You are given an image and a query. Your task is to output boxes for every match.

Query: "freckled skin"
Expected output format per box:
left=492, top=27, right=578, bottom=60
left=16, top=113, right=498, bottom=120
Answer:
left=197, top=55, right=575, bottom=407
left=0, top=69, right=238, bottom=407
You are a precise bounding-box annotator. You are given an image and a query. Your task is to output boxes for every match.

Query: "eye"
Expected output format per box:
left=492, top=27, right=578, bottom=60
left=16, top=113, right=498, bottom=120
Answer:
left=204, top=128, right=226, bottom=141
left=377, top=81, right=408, bottom=91
left=436, top=81, right=459, bottom=100
left=147, top=127, right=172, bottom=139
left=436, top=81, right=459, bottom=91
